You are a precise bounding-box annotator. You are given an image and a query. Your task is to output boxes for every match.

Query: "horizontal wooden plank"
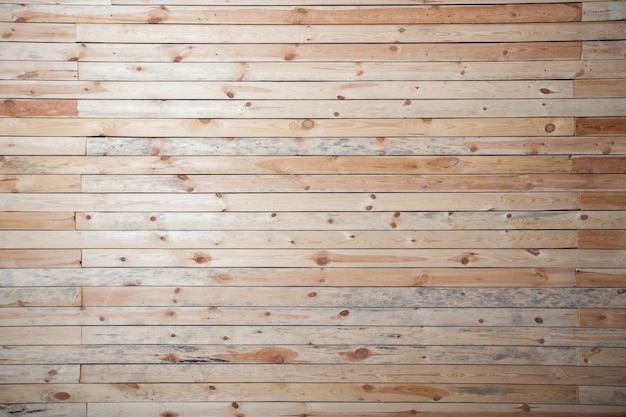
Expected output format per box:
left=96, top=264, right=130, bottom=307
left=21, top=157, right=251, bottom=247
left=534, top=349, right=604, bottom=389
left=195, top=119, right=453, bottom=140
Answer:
left=0, top=249, right=81, bottom=268
left=0, top=344, right=578, bottom=366
left=0, top=80, right=575, bottom=100
left=580, top=386, right=626, bottom=406
left=0, top=267, right=576, bottom=287
left=0, top=117, right=575, bottom=137
left=76, top=98, right=625, bottom=119
left=0, top=192, right=582, bottom=212
left=574, top=79, right=626, bottom=98
left=0, top=175, right=80, bottom=193
left=579, top=230, right=626, bottom=249
left=580, top=347, right=626, bottom=366
left=76, top=60, right=625, bottom=81
left=74, top=211, right=624, bottom=231
left=81, top=248, right=626, bottom=268
left=80, top=287, right=623, bottom=308
left=0, top=230, right=579, bottom=249
left=75, top=22, right=625, bottom=44
left=80, top=174, right=626, bottom=193
left=84, top=402, right=626, bottom=417
left=577, top=118, right=626, bottom=136
left=581, top=192, right=626, bottom=210
left=84, top=136, right=626, bottom=156
left=81, top=325, right=626, bottom=346
left=0, top=22, right=75, bottom=42
left=80, top=364, right=623, bottom=385
left=582, top=1, right=626, bottom=21
left=572, top=156, right=626, bottom=173
left=0, top=212, right=74, bottom=230
left=0, top=326, right=81, bottom=345
left=1, top=4, right=583, bottom=24
left=0, top=287, right=81, bottom=307
left=108, top=0, right=606, bottom=4
left=577, top=268, right=626, bottom=287
left=0, top=307, right=578, bottom=327
left=0, top=137, right=86, bottom=156
left=0, top=61, right=77, bottom=81
left=583, top=40, right=626, bottom=60
left=0, top=99, right=77, bottom=117
left=0, top=365, right=79, bottom=384
left=0, top=382, right=578, bottom=403
left=0, top=155, right=573, bottom=175
left=0, top=404, right=86, bottom=417
left=580, top=309, right=626, bottom=328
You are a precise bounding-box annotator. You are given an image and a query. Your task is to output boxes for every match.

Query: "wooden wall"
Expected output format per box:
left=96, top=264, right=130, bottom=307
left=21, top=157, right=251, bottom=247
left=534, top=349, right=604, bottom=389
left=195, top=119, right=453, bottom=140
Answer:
left=1, top=0, right=625, bottom=415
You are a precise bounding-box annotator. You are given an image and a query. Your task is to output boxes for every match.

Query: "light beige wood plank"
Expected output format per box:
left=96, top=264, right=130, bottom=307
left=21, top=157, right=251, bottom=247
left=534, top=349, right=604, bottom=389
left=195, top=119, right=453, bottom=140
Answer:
left=0, top=249, right=81, bottom=268
left=0, top=192, right=582, bottom=212
left=1, top=4, right=583, bottom=24
left=583, top=40, right=626, bottom=59
left=75, top=22, right=625, bottom=43
left=82, top=248, right=625, bottom=268
left=0, top=229, right=579, bottom=249
left=0, top=287, right=81, bottom=307
left=0, top=22, right=75, bottom=42
left=74, top=210, right=624, bottom=232
left=583, top=1, right=626, bottom=21
left=0, top=404, right=86, bottom=417
left=85, top=136, right=626, bottom=156
left=580, top=347, right=626, bottom=367
left=0, top=61, right=77, bottom=81
left=577, top=268, right=626, bottom=287
left=79, top=287, right=623, bottom=308
left=0, top=117, right=575, bottom=137
left=0, top=365, right=79, bottom=383
left=80, top=364, right=622, bottom=385
left=0, top=175, right=80, bottom=193
left=110, top=0, right=608, bottom=4
left=0, top=137, right=86, bottom=156
left=0, top=267, right=576, bottom=288
left=0, top=212, right=75, bottom=230
left=580, top=309, right=626, bottom=328
left=0, top=344, right=578, bottom=366
left=0, top=382, right=578, bottom=403
left=580, top=386, right=626, bottom=406
left=575, top=79, right=626, bottom=98
left=0, top=326, right=81, bottom=345
left=77, top=98, right=625, bottom=119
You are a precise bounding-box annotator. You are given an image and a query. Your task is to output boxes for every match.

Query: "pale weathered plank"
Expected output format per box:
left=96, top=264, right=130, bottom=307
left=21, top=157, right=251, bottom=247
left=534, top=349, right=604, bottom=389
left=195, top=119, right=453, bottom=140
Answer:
left=0, top=212, right=75, bottom=230
left=583, top=40, right=626, bottom=60
left=0, top=22, right=75, bottom=42
left=582, top=1, right=626, bottom=21
left=0, top=249, right=81, bottom=268
left=580, top=347, right=626, bottom=367
left=0, top=61, right=77, bottom=81
left=0, top=287, right=81, bottom=307
left=0, top=404, right=86, bottom=417
left=0, top=175, right=80, bottom=193
left=0, top=137, right=86, bottom=156
left=0, top=326, right=81, bottom=345
left=0, top=365, right=79, bottom=384
left=580, top=386, right=626, bottom=406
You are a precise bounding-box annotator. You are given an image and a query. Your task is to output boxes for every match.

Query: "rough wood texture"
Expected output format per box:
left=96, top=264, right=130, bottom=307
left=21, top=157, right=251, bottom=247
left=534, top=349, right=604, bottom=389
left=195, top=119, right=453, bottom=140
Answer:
left=0, top=0, right=624, bottom=414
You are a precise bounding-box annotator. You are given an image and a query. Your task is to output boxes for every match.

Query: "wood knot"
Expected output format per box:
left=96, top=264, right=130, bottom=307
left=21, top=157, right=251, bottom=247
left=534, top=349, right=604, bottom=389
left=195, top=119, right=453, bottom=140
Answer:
left=534, top=317, right=543, bottom=324
left=339, top=309, right=350, bottom=316
left=354, top=348, right=370, bottom=359
left=164, top=353, right=179, bottom=363
left=544, top=123, right=556, bottom=133
left=193, top=253, right=210, bottom=264
left=160, top=412, right=179, bottom=417
left=313, top=252, right=331, bottom=266
left=284, top=52, right=296, bottom=61
left=301, top=119, right=315, bottom=129
left=308, top=291, right=318, bottom=297
left=362, top=384, right=375, bottom=392
left=540, top=88, right=554, bottom=94
left=52, top=392, right=71, bottom=401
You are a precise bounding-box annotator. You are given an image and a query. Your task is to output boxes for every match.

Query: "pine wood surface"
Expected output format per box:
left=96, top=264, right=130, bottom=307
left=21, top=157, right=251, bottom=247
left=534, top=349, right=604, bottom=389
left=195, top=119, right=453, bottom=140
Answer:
left=0, top=0, right=624, bottom=415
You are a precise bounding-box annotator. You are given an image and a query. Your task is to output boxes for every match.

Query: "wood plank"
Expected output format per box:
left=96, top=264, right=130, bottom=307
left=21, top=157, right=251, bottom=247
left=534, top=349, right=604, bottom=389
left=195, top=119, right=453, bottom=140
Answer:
left=0, top=404, right=86, bottom=417
left=0, top=155, right=573, bottom=175
left=0, top=80, right=576, bottom=100
left=0, top=192, right=582, bottom=212
left=0, top=326, right=81, bottom=345
left=75, top=22, right=625, bottom=44
left=0, top=117, right=576, bottom=137
left=80, top=174, right=626, bottom=193
left=1, top=306, right=578, bottom=327
left=80, top=364, right=623, bottom=385
left=583, top=40, right=626, bottom=59
left=574, top=79, right=626, bottom=98
left=0, top=99, right=77, bottom=117
left=0, top=365, right=79, bottom=383
left=580, top=309, right=626, bottom=328
left=80, top=287, right=623, bottom=308
left=579, top=230, right=626, bottom=249
left=0, top=137, right=86, bottom=156
left=0, top=287, right=81, bottom=307
left=0, top=175, right=80, bottom=193
left=0, top=61, right=77, bottom=81
left=580, top=347, right=626, bottom=366
left=81, top=248, right=626, bottom=268
left=577, top=118, right=626, bottom=136
left=581, top=192, right=626, bottom=210
left=1, top=4, right=583, bottom=24
left=85, top=136, right=626, bottom=156
left=84, top=402, right=626, bottom=417
left=109, top=0, right=608, bottom=4
left=0, top=267, right=576, bottom=288
left=74, top=211, right=624, bottom=232
left=0, top=212, right=75, bottom=230
left=76, top=98, right=625, bottom=119
left=0, top=230, right=579, bottom=249
left=577, top=268, right=626, bottom=287
left=580, top=386, right=626, bottom=406
left=0, top=344, right=578, bottom=366
left=0, top=249, right=81, bottom=268
left=572, top=156, right=626, bottom=173
left=81, top=325, right=626, bottom=346
left=583, top=1, right=626, bottom=21
left=0, top=22, right=75, bottom=42
left=0, top=382, right=578, bottom=403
